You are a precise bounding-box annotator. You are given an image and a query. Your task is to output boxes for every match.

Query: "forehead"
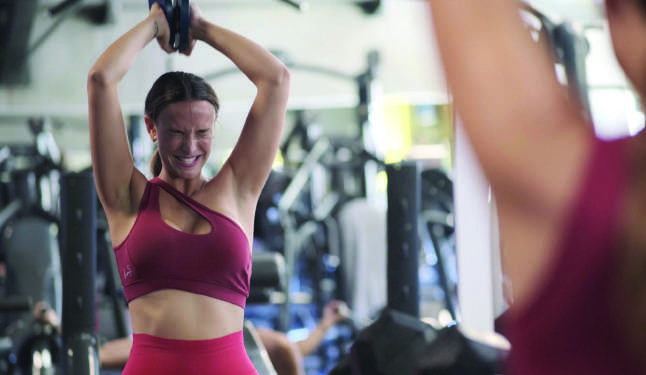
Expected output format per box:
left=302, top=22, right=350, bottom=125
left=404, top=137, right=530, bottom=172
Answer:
left=158, top=100, right=216, bottom=128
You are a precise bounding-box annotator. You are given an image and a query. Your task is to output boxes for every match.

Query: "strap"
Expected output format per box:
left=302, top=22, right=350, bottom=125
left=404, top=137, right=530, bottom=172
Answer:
left=150, top=177, right=209, bottom=216
left=138, top=179, right=156, bottom=212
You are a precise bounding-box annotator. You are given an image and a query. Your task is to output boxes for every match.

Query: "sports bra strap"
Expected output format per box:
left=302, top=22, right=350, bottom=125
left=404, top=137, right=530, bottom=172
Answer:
left=150, top=177, right=208, bottom=215
left=138, top=179, right=155, bottom=211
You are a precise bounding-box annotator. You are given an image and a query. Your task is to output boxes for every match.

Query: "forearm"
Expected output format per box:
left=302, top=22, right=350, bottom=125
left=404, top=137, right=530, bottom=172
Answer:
left=193, top=20, right=288, bottom=86
left=99, top=337, right=132, bottom=369
left=295, top=322, right=331, bottom=357
left=88, top=13, right=162, bottom=87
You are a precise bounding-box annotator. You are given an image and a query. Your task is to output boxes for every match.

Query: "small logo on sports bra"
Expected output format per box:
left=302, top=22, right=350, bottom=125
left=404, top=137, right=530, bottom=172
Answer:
left=122, top=265, right=133, bottom=280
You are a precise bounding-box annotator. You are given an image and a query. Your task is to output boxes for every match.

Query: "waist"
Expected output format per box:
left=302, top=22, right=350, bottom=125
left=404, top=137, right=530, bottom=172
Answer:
left=125, top=331, right=258, bottom=375
left=129, top=289, right=245, bottom=340
left=131, top=331, right=244, bottom=352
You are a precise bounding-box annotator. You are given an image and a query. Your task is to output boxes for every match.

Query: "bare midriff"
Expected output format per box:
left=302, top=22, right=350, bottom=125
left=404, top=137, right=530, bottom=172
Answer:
left=128, top=289, right=244, bottom=340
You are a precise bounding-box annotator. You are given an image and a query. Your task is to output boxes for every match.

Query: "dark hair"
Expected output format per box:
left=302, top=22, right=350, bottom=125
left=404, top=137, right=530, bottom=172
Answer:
left=145, top=71, right=219, bottom=177
left=635, top=0, right=646, bottom=12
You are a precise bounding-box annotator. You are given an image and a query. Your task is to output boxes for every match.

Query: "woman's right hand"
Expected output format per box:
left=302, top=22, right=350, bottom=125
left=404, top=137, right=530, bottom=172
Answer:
left=149, top=2, right=174, bottom=53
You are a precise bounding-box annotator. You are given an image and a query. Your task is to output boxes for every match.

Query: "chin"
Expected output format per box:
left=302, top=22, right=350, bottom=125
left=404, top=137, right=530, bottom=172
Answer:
left=167, top=168, right=201, bottom=181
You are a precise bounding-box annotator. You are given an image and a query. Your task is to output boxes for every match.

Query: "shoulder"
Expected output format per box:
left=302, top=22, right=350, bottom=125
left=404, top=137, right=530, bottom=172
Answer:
left=198, top=166, right=254, bottom=239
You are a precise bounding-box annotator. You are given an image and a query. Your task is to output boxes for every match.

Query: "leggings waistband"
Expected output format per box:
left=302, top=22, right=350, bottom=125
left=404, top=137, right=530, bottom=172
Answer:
left=124, top=330, right=258, bottom=375
left=131, top=331, right=244, bottom=354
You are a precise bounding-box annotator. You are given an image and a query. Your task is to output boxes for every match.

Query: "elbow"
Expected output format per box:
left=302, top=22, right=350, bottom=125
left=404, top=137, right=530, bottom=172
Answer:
left=277, top=65, right=291, bottom=86
left=87, top=67, right=109, bottom=90
left=267, top=65, right=291, bottom=88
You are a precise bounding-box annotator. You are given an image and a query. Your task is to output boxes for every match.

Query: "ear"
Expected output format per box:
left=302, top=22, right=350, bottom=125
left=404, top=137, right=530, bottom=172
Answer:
left=144, top=115, right=158, bottom=142
left=605, top=0, right=634, bottom=16
left=605, top=0, right=618, bottom=16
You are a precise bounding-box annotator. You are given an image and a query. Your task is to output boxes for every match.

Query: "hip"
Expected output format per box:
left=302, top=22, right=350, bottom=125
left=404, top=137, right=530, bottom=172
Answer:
left=122, top=331, right=258, bottom=375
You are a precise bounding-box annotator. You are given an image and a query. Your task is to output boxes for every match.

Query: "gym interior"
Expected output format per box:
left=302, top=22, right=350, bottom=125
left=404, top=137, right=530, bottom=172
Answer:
left=0, top=0, right=640, bottom=374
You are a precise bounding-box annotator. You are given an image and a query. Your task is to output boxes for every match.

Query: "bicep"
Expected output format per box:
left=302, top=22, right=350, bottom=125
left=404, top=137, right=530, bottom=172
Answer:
left=464, top=100, right=592, bottom=217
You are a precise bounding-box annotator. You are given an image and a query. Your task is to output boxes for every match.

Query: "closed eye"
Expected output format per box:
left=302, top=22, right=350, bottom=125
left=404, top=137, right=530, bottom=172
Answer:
left=197, top=130, right=211, bottom=137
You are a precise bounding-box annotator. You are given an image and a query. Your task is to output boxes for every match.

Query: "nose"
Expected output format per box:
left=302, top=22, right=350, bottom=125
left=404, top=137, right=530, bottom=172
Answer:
left=181, top=134, right=198, bottom=154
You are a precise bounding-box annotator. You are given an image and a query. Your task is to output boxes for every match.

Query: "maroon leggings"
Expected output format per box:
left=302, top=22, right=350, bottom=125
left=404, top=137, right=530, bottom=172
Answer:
left=122, top=331, right=258, bottom=375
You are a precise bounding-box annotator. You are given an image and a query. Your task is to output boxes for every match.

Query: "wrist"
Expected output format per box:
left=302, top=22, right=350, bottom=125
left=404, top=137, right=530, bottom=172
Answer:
left=318, top=320, right=333, bottom=332
left=148, top=10, right=165, bottom=37
left=191, top=18, right=209, bottom=42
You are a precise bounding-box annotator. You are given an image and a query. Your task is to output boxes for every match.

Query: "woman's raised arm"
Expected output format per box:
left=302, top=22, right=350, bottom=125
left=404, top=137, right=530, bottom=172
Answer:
left=87, top=4, right=172, bottom=216
left=192, top=6, right=290, bottom=211
left=429, top=0, right=594, bottom=303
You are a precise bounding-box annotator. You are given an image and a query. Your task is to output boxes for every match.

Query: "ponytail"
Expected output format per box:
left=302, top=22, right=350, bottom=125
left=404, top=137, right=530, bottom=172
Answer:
left=150, top=149, right=162, bottom=177
left=640, top=0, right=646, bottom=14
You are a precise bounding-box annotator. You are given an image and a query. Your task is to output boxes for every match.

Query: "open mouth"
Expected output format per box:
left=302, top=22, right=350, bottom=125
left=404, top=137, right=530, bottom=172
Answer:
left=174, top=155, right=200, bottom=168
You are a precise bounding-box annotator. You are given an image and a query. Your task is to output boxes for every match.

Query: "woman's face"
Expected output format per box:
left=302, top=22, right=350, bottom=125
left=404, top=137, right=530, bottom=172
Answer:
left=154, top=100, right=216, bottom=181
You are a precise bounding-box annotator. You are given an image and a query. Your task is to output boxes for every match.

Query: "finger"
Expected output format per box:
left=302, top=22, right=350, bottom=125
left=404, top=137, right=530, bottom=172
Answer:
left=335, top=303, right=351, bottom=319
left=150, top=2, right=161, bottom=13
left=327, top=300, right=342, bottom=310
left=181, top=40, right=196, bottom=56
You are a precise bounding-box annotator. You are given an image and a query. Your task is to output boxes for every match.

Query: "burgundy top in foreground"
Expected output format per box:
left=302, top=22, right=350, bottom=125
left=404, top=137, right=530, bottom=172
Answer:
left=113, top=177, right=251, bottom=308
left=508, top=136, right=640, bottom=374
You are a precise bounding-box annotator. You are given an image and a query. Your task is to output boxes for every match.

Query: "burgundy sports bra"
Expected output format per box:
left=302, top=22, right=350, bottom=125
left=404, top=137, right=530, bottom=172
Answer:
left=113, top=177, right=251, bottom=308
left=508, top=137, right=639, bottom=374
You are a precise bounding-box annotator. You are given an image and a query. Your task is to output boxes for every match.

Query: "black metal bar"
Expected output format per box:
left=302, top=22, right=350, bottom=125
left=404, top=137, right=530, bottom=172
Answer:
left=0, top=296, right=32, bottom=312
left=386, top=162, right=421, bottom=317
left=356, top=51, right=380, bottom=199
left=0, top=0, right=38, bottom=85
left=47, top=0, right=83, bottom=16
left=60, top=171, right=99, bottom=375
left=356, top=51, right=379, bottom=137
left=427, top=223, right=456, bottom=319
left=100, top=227, right=130, bottom=339
left=553, top=23, right=591, bottom=120
left=357, top=73, right=370, bottom=140
left=203, top=62, right=355, bottom=83
left=277, top=0, right=307, bottom=11
left=519, top=4, right=591, bottom=122
left=27, top=14, right=68, bottom=56
left=0, top=200, right=21, bottom=229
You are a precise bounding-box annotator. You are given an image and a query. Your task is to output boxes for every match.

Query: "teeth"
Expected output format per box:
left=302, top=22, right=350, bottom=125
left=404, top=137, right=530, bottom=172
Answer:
left=178, top=156, right=198, bottom=164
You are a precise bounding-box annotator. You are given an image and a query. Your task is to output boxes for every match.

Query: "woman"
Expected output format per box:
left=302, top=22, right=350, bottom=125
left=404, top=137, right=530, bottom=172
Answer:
left=430, top=0, right=646, bottom=374
left=87, top=1, right=289, bottom=373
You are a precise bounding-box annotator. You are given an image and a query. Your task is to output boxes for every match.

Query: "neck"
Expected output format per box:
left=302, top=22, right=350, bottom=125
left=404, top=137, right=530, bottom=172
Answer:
left=157, top=173, right=206, bottom=195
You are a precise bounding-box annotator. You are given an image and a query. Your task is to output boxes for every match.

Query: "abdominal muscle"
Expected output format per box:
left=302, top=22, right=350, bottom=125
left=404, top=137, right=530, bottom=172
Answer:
left=128, top=289, right=245, bottom=340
